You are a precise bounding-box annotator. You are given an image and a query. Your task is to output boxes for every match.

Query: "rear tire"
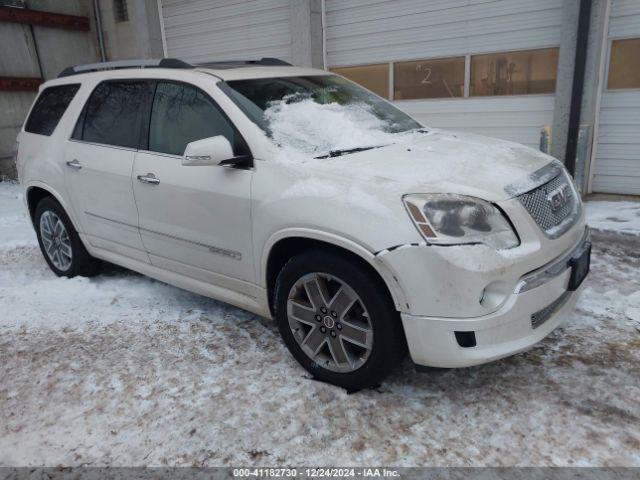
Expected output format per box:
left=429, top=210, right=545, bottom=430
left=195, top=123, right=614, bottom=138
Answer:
left=34, top=196, right=100, bottom=278
left=274, top=250, right=406, bottom=390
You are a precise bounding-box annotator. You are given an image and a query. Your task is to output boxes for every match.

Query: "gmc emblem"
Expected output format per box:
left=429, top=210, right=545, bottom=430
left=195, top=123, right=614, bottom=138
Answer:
left=547, top=183, right=570, bottom=212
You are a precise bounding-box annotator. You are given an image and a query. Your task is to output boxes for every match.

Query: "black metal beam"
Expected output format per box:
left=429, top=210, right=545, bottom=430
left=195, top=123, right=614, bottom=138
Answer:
left=0, top=6, right=89, bottom=31
left=0, top=77, right=43, bottom=91
left=564, top=0, right=592, bottom=177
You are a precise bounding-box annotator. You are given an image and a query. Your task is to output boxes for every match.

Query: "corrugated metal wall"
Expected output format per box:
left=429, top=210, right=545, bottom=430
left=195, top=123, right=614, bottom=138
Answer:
left=0, top=0, right=97, bottom=178
left=591, top=0, right=640, bottom=195
left=160, top=0, right=293, bottom=64
left=325, top=0, right=564, bottom=150
left=399, top=96, right=556, bottom=150
left=325, top=0, right=563, bottom=65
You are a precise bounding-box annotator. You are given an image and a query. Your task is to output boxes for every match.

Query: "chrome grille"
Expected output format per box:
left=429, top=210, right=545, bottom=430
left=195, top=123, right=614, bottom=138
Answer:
left=518, top=170, right=580, bottom=238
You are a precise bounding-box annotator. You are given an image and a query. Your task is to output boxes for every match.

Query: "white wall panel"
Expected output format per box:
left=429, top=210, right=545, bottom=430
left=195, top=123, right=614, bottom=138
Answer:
left=398, top=96, right=554, bottom=150
left=160, top=0, right=293, bottom=64
left=608, top=0, right=640, bottom=38
left=325, top=0, right=563, bottom=66
left=592, top=0, right=640, bottom=194
left=593, top=93, right=640, bottom=195
left=325, top=0, right=562, bottom=149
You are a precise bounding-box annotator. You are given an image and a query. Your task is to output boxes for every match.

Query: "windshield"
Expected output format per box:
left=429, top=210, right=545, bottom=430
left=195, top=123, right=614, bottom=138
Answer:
left=219, top=75, right=423, bottom=158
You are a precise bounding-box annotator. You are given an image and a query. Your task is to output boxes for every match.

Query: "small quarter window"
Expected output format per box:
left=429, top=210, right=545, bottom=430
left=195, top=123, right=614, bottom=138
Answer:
left=25, top=84, right=80, bottom=136
left=330, top=64, right=389, bottom=98
left=470, top=48, right=559, bottom=96
left=149, top=82, right=236, bottom=156
left=394, top=57, right=465, bottom=100
left=607, top=38, right=640, bottom=90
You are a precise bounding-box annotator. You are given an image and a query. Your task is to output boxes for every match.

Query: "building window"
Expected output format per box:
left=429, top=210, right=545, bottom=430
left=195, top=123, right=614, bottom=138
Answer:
left=394, top=57, right=465, bottom=100
left=330, top=64, right=389, bottom=98
left=470, top=48, right=559, bottom=96
left=607, top=38, right=640, bottom=90
left=0, top=1, right=26, bottom=7
left=113, top=0, right=128, bottom=23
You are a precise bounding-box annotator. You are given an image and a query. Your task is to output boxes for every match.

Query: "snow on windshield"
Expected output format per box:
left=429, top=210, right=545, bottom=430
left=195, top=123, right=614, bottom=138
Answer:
left=263, top=97, right=422, bottom=161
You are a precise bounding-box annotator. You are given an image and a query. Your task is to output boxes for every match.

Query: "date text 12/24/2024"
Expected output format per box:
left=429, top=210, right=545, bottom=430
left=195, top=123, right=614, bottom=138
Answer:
left=233, top=468, right=401, bottom=478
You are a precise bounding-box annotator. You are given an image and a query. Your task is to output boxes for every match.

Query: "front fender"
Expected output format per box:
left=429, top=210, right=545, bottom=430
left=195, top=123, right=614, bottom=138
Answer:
left=260, top=227, right=410, bottom=312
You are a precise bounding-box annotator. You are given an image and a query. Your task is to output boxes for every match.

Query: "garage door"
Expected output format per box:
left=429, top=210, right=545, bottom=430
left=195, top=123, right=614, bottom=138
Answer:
left=591, top=0, right=640, bottom=195
left=159, top=0, right=293, bottom=64
left=325, top=0, right=563, bottom=150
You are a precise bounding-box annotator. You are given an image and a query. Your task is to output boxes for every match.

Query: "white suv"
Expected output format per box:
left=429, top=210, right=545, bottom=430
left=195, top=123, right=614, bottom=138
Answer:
left=16, top=58, right=590, bottom=390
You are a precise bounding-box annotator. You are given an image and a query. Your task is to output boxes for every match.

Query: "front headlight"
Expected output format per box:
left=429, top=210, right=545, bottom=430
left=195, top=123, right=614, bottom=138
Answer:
left=403, top=194, right=519, bottom=249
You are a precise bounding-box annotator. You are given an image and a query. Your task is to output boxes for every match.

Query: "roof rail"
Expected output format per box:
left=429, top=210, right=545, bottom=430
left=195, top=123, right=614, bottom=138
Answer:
left=58, top=58, right=193, bottom=78
left=196, top=57, right=292, bottom=68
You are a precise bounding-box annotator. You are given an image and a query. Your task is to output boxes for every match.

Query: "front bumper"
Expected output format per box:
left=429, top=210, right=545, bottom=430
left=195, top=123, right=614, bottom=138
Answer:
left=395, top=227, right=591, bottom=368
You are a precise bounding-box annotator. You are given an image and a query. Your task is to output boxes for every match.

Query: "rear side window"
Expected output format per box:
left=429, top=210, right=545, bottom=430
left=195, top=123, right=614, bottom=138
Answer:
left=25, top=84, right=80, bottom=136
left=149, top=81, right=236, bottom=156
left=78, top=80, right=152, bottom=149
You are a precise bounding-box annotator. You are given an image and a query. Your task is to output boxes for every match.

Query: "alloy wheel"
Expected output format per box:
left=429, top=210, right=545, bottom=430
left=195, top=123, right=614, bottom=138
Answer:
left=286, top=272, right=373, bottom=373
left=39, top=210, right=73, bottom=271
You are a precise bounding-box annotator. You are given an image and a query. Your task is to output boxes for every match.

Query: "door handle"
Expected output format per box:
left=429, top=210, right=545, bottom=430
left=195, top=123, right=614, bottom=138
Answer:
left=137, top=173, right=160, bottom=185
left=66, top=159, right=82, bottom=170
left=185, top=155, right=211, bottom=162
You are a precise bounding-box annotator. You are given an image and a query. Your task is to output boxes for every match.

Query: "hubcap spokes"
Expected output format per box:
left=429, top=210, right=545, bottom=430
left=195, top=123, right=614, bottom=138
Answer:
left=287, top=273, right=373, bottom=373
left=40, top=211, right=72, bottom=271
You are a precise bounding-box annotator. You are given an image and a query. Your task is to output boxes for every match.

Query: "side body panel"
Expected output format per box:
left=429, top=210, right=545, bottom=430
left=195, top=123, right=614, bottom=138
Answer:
left=64, top=141, right=148, bottom=263
left=133, top=151, right=255, bottom=293
left=17, top=82, right=89, bottom=230
left=131, top=75, right=259, bottom=298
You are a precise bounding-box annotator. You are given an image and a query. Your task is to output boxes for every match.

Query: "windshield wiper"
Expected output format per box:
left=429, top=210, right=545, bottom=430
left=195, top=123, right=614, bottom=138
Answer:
left=314, top=145, right=385, bottom=159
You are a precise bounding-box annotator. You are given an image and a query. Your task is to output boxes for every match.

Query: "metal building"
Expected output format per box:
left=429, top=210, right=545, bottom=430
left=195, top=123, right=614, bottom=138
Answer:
left=1, top=0, right=638, bottom=195
left=589, top=0, right=640, bottom=194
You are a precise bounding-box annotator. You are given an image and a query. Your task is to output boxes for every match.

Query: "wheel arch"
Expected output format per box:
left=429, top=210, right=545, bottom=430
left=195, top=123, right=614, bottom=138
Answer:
left=262, top=229, right=408, bottom=317
left=25, top=181, right=80, bottom=232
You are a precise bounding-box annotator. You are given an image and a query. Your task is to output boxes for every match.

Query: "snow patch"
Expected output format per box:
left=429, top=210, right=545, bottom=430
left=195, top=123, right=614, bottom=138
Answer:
left=0, top=181, right=36, bottom=248
left=585, top=201, right=640, bottom=235
left=624, top=291, right=640, bottom=324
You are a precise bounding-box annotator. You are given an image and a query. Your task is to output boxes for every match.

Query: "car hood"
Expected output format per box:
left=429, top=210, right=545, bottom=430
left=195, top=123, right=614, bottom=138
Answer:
left=305, top=130, right=558, bottom=202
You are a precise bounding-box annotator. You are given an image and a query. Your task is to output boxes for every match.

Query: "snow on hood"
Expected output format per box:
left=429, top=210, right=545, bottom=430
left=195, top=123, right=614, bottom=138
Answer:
left=314, top=130, right=557, bottom=202
left=264, top=99, right=557, bottom=202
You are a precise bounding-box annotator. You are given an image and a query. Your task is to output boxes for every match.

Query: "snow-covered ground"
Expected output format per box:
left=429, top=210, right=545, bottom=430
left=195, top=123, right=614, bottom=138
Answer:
left=585, top=200, right=640, bottom=236
left=0, top=181, right=639, bottom=467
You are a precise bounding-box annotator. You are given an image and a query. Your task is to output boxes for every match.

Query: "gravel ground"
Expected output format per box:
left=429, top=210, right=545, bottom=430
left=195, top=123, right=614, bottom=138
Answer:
left=0, top=183, right=639, bottom=467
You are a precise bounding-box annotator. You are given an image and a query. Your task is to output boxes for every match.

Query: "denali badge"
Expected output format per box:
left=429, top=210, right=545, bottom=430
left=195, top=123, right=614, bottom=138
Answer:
left=547, top=183, right=570, bottom=212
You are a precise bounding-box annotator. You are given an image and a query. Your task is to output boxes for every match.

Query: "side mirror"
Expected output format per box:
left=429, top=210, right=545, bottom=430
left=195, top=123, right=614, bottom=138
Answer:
left=182, top=136, right=234, bottom=166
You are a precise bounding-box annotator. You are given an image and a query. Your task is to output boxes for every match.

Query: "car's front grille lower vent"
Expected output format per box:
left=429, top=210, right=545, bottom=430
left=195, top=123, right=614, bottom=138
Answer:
left=531, top=291, right=571, bottom=329
left=518, top=170, right=581, bottom=238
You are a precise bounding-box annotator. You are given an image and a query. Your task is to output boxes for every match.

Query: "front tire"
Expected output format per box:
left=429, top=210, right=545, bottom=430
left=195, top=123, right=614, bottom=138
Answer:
left=274, top=250, right=406, bottom=390
left=34, top=197, right=100, bottom=277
